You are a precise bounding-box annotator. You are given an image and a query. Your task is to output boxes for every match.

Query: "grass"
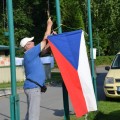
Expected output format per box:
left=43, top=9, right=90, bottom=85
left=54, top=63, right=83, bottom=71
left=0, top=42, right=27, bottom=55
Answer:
left=69, top=100, right=120, bottom=120
left=0, top=81, right=24, bottom=89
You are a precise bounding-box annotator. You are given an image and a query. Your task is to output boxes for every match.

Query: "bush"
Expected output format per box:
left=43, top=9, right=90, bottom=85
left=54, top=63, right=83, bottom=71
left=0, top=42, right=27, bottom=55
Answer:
left=94, top=56, right=115, bottom=66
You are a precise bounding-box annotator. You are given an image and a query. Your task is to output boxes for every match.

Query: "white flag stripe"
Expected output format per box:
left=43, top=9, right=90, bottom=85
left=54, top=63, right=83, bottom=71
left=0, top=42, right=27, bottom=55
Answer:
left=77, top=31, right=97, bottom=111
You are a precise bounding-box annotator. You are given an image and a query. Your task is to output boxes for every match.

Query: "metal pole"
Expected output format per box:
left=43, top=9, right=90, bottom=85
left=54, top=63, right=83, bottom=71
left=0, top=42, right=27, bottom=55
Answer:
left=55, top=0, right=70, bottom=120
left=55, top=0, right=62, bottom=33
left=87, top=0, right=97, bottom=101
left=6, top=0, right=20, bottom=120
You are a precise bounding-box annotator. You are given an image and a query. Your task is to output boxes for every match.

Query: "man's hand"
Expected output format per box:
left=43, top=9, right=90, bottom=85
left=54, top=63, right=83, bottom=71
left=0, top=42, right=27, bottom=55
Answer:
left=41, top=17, right=53, bottom=50
left=44, top=17, right=53, bottom=39
left=47, top=17, right=53, bottom=27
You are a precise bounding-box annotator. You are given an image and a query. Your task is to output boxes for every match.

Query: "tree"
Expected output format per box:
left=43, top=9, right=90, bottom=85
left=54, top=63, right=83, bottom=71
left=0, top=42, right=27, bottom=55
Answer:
left=92, top=0, right=120, bottom=55
left=60, top=0, right=85, bottom=32
left=0, top=0, right=120, bottom=56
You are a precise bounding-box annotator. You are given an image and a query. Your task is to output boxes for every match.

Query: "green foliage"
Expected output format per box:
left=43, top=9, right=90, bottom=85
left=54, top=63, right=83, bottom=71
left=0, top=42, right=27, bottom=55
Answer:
left=92, top=0, right=120, bottom=55
left=0, top=28, right=9, bottom=45
left=0, top=0, right=120, bottom=56
left=60, top=0, right=85, bottom=32
left=95, top=56, right=115, bottom=66
left=13, top=7, right=34, bottom=46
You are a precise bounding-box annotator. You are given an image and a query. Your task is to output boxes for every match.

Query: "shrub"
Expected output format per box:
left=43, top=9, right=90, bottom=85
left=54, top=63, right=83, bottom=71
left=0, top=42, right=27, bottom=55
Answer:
left=94, top=56, right=115, bottom=66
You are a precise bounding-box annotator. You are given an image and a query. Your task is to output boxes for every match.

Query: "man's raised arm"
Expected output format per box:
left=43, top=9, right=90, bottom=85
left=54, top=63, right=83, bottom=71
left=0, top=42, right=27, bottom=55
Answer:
left=41, top=17, right=53, bottom=50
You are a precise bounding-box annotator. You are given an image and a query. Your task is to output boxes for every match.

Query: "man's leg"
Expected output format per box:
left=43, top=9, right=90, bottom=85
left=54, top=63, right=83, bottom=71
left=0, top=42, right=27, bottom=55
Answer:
left=25, top=88, right=41, bottom=120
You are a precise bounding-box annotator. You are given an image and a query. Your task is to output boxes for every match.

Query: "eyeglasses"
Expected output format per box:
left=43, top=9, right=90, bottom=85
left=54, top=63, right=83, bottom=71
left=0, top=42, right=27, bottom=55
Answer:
left=26, top=41, right=34, bottom=46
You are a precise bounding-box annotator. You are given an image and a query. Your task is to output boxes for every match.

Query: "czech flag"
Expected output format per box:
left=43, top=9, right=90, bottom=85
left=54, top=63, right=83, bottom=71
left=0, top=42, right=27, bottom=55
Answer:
left=47, top=30, right=97, bottom=117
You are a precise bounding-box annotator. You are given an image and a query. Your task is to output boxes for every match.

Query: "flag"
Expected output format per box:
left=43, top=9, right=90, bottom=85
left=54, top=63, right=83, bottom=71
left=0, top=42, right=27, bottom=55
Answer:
left=47, top=30, right=97, bottom=117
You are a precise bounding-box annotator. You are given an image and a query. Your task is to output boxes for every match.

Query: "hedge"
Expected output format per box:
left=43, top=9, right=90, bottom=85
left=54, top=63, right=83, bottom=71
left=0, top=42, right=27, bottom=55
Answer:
left=94, top=56, right=115, bottom=66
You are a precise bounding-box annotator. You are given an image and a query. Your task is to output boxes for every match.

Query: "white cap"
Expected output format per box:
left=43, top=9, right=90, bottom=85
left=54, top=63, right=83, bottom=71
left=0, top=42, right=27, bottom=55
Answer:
left=20, top=37, right=34, bottom=47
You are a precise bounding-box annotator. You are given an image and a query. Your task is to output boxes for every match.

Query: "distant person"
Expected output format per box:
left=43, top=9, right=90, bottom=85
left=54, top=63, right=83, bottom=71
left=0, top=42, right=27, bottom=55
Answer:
left=20, top=17, right=53, bottom=120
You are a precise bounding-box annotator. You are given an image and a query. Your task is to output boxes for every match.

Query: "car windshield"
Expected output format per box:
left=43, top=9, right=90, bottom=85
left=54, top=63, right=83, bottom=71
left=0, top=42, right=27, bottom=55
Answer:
left=111, top=54, right=120, bottom=69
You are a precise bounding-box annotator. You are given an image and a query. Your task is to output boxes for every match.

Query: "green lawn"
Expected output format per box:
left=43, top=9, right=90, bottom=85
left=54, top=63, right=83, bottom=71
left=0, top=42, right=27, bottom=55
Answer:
left=0, top=81, right=24, bottom=89
left=69, top=100, right=120, bottom=120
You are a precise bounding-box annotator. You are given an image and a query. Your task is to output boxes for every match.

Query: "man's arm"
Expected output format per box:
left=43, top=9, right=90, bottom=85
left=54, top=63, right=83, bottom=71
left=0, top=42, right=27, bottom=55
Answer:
left=41, top=17, right=53, bottom=50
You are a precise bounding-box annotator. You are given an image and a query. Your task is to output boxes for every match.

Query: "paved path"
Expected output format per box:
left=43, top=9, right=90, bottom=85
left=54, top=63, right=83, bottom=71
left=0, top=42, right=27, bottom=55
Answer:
left=0, top=86, right=74, bottom=120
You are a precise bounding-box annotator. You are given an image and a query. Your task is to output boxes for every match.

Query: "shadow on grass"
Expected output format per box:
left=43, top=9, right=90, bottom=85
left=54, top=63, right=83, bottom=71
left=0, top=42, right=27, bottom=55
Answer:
left=94, top=110, right=120, bottom=120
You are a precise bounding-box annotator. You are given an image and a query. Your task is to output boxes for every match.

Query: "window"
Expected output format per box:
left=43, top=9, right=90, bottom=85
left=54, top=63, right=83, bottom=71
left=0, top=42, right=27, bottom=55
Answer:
left=111, top=54, right=120, bottom=69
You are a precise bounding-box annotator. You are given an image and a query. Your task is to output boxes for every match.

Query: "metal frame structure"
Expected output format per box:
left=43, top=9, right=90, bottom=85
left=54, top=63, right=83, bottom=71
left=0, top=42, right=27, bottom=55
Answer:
left=6, top=0, right=96, bottom=120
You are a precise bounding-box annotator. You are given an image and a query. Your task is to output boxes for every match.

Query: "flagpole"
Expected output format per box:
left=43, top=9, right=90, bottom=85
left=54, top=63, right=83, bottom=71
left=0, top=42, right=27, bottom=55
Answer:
left=6, top=0, right=20, bottom=120
left=55, top=0, right=70, bottom=120
left=55, top=0, right=62, bottom=33
left=87, top=0, right=97, bottom=101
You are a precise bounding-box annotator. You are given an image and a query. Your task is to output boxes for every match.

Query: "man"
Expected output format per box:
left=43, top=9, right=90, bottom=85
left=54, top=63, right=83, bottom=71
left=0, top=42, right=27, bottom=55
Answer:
left=20, top=17, right=53, bottom=120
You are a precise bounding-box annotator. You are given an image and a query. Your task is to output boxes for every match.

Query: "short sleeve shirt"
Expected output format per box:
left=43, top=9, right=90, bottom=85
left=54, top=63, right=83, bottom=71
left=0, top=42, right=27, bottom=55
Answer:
left=23, top=44, right=46, bottom=89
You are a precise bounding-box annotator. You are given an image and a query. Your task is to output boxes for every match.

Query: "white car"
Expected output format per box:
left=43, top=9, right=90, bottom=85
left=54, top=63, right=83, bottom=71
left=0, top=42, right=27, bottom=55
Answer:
left=104, top=52, right=120, bottom=98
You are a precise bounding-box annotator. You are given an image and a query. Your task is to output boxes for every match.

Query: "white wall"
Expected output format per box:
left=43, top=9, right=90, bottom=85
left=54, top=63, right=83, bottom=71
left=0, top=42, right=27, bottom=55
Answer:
left=0, top=66, right=25, bottom=83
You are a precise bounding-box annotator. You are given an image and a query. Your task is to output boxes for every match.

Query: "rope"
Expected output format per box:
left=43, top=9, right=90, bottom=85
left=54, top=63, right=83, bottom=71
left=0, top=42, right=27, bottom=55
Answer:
left=53, top=24, right=62, bottom=31
left=53, top=24, right=88, bottom=36
left=85, top=114, right=88, bottom=120
left=62, top=24, right=82, bottom=30
left=53, top=24, right=82, bottom=31
left=47, top=0, right=50, bottom=18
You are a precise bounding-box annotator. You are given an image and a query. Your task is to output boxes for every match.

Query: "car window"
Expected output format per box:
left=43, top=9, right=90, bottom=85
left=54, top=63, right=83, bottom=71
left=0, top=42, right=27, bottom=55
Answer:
left=111, top=54, right=120, bottom=69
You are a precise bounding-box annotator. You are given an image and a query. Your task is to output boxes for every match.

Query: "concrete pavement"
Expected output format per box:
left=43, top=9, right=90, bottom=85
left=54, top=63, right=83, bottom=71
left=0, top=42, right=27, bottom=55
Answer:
left=0, top=86, right=74, bottom=120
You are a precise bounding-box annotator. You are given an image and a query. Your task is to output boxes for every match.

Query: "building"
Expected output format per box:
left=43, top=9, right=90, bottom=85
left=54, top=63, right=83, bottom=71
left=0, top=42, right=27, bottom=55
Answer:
left=0, top=45, right=25, bottom=83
